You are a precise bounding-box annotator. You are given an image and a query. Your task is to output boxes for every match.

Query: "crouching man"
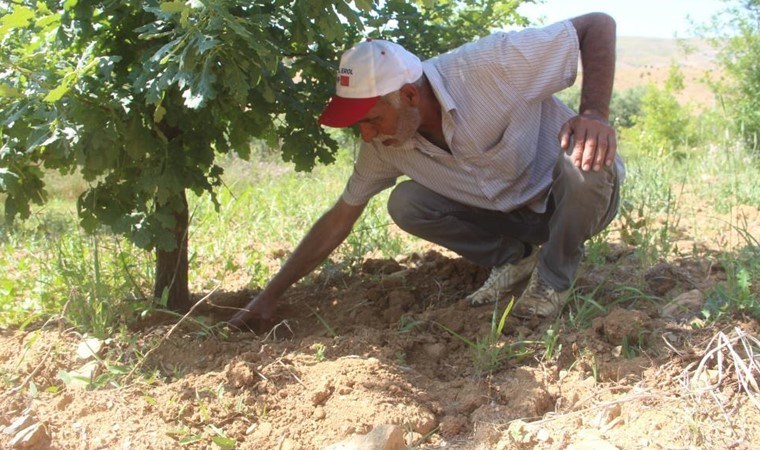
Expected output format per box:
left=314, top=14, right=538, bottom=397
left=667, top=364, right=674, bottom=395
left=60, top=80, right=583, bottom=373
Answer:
left=230, top=13, right=624, bottom=328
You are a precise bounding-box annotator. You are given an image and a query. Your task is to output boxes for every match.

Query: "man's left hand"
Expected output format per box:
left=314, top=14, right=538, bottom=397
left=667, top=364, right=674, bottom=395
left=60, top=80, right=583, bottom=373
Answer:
left=559, top=112, right=617, bottom=172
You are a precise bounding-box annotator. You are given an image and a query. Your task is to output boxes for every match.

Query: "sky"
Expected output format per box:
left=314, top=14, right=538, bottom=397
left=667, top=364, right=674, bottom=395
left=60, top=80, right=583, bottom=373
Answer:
left=517, top=0, right=728, bottom=38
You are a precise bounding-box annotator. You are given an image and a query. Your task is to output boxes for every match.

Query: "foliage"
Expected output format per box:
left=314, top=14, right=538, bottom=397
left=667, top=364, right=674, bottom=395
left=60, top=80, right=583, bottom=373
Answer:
left=609, top=86, right=645, bottom=129
left=0, top=0, right=358, bottom=251
left=706, top=234, right=760, bottom=321
left=620, top=64, right=698, bottom=157
left=0, top=0, right=530, bottom=250
left=0, top=0, right=530, bottom=310
left=556, top=85, right=645, bottom=129
left=368, top=0, right=533, bottom=59
left=708, top=0, right=760, bottom=149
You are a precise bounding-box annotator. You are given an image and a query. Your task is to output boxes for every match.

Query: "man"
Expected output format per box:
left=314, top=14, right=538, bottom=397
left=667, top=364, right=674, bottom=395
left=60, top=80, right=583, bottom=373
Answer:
left=230, top=12, right=623, bottom=328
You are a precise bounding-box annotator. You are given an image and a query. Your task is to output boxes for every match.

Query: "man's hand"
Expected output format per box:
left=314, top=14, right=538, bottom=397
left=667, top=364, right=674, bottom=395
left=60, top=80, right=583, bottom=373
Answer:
left=226, top=198, right=366, bottom=332
left=559, top=112, right=617, bottom=172
left=228, top=294, right=277, bottom=330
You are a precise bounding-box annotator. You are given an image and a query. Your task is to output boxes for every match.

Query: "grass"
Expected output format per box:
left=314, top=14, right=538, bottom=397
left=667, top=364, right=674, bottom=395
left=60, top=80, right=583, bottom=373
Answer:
left=0, top=91, right=759, bottom=373
left=0, top=146, right=423, bottom=333
left=435, top=298, right=533, bottom=375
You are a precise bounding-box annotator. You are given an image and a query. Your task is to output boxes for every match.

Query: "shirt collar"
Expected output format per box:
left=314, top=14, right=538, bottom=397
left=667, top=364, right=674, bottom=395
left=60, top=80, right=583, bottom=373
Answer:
left=422, top=60, right=457, bottom=113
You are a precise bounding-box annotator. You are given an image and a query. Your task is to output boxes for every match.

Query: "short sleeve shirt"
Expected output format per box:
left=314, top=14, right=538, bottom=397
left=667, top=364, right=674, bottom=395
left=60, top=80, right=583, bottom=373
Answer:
left=341, top=20, right=580, bottom=213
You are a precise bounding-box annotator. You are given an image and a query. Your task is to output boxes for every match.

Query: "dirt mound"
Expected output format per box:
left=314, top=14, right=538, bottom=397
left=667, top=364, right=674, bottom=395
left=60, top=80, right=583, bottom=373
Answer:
left=2, top=251, right=759, bottom=449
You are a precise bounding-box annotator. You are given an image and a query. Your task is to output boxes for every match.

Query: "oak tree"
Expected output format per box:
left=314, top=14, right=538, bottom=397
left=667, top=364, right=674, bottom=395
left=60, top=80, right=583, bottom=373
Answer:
left=1, top=0, right=527, bottom=312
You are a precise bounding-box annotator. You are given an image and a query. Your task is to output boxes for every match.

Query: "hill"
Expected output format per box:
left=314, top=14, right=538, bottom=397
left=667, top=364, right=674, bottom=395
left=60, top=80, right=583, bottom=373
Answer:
left=613, top=36, right=721, bottom=107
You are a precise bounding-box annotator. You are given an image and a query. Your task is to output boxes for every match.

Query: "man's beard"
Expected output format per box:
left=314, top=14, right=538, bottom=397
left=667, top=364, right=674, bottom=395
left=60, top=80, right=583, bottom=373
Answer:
left=374, top=102, right=421, bottom=147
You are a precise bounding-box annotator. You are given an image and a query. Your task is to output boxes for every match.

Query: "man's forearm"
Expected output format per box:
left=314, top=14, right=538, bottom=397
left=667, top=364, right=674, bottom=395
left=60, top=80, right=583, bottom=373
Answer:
left=572, top=13, right=616, bottom=120
left=260, top=199, right=365, bottom=300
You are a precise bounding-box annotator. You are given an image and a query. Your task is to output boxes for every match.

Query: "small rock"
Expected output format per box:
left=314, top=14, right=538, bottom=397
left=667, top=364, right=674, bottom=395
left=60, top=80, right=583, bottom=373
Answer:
left=311, top=379, right=334, bottom=406
left=76, top=337, right=103, bottom=360
left=9, top=423, right=49, bottom=449
left=536, top=428, right=551, bottom=443
left=253, top=422, right=272, bottom=438
left=404, top=431, right=422, bottom=446
left=661, top=289, right=705, bottom=319
left=67, top=361, right=99, bottom=390
left=439, top=415, right=467, bottom=437
left=3, top=415, right=33, bottom=435
left=593, top=403, right=622, bottom=428
left=325, top=424, right=406, bottom=450
left=422, top=343, right=446, bottom=360
left=313, top=406, right=326, bottom=420
left=338, top=386, right=352, bottom=395
left=567, top=430, right=619, bottom=450
left=279, top=438, right=300, bottom=450
left=413, top=412, right=438, bottom=435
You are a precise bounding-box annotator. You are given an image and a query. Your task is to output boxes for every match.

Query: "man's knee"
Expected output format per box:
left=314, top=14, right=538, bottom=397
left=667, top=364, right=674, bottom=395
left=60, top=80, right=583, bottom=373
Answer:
left=387, top=180, right=422, bottom=230
left=554, top=154, right=616, bottom=204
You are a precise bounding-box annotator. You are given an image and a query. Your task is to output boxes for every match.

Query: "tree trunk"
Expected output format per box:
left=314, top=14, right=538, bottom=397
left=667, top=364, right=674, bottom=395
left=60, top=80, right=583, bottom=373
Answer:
left=153, top=190, right=191, bottom=312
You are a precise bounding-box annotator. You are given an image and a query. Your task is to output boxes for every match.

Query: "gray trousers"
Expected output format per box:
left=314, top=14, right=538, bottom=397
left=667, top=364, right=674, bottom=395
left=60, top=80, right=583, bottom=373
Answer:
left=387, top=152, right=622, bottom=291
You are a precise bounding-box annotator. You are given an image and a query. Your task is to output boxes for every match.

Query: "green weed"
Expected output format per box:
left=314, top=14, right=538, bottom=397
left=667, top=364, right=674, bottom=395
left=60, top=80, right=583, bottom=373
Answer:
left=307, top=306, right=337, bottom=338
left=541, top=323, right=562, bottom=361
left=435, top=299, right=532, bottom=375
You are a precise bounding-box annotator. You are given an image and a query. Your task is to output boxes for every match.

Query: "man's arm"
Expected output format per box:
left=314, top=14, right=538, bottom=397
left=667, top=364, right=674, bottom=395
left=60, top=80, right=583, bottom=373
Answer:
left=559, top=12, right=617, bottom=172
left=229, top=198, right=366, bottom=328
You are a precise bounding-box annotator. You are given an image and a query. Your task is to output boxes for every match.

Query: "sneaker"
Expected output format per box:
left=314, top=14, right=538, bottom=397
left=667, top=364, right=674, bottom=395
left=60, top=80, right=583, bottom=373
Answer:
left=466, top=246, right=538, bottom=306
left=512, top=271, right=570, bottom=319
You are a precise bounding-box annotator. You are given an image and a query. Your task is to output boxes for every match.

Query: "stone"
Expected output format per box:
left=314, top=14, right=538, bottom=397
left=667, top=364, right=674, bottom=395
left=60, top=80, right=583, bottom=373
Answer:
left=279, top=438, right=300, bottom=450
left=76, top=337, right=103, bottom=360
left=422, top=343, right=446, bottom=360
left=567, top=430, right=619, bottom=450
left=324, top=424, right=407, bottom=450
left=661, top=289, right=705, bottom=319
left=9, top=423, right=49, bottom=449
left=67, top=361, right=99, bottom=390
left=593, top=403, right=622, bottom=428
left=3, top=415, right=33, bottom=435
left=311, top=379, right=334, bottom=406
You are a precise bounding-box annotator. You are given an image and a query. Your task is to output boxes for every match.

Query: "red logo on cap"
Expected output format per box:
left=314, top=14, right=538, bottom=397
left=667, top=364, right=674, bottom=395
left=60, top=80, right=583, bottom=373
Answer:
left=340, top=75, right=350, bottom=86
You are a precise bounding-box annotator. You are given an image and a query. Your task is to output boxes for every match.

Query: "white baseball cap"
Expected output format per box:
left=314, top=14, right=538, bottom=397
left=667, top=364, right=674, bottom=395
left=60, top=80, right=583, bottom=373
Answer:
left=319, top=39, right=423, bottom=128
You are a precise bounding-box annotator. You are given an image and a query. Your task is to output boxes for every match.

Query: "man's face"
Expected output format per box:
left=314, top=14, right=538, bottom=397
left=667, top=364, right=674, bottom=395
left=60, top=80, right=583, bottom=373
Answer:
left=356, top=94, right=421, bottom=147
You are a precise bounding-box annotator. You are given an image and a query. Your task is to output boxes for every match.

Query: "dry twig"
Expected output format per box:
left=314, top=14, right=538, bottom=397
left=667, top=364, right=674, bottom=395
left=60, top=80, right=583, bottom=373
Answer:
left=680, top=327, right=760, bottom=411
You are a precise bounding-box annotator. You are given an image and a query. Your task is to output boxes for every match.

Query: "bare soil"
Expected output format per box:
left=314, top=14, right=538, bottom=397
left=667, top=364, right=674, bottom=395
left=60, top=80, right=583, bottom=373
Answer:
left=2, top=236, right=760, bottom=449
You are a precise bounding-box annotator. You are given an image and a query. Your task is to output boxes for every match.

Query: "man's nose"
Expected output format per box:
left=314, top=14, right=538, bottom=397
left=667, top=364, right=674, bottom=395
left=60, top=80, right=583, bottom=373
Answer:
left=358, top=123, right=376, bottom=142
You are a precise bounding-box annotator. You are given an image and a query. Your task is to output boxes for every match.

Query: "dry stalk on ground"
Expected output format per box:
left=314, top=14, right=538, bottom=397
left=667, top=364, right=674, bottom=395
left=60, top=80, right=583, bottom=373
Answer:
left=680, top=326, right=760, bottom=411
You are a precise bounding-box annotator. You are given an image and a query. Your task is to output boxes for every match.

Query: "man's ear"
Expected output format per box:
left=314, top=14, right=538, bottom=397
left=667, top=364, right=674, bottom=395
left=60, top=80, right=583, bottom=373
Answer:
left=399, top=83, right=420, bottom=107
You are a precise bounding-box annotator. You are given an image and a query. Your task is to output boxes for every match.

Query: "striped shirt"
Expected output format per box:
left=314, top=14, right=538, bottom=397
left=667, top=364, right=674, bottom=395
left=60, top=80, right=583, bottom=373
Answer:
left=342, top=20, right=587, bottom=213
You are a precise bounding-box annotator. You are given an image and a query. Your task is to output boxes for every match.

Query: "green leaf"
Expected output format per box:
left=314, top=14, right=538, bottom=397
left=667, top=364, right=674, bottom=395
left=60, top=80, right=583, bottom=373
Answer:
left=154, top=105, right=167, bottom=123
left=0, top=84, right=23, bottom=98
left=178, top=435, right=203, bottom=444
left=261, top=85, right=275, bottom=103
left=160, top=1, right=188, bottom=14
left=0, top=6, right=35, bottom=36
left=354, top=0, right=374, bottom=12
left=211, top=435, right=236, bottom=449
left=44, top=83, right=70, bottom=103
left=63, top=0, right=79, bottom=11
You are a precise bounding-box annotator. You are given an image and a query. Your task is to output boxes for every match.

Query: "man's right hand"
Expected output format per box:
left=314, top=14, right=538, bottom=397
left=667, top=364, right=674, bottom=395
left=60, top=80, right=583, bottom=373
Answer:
left=226, top=198, right=367, bottom=332
left=228, top=294, right=277, bottom=330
